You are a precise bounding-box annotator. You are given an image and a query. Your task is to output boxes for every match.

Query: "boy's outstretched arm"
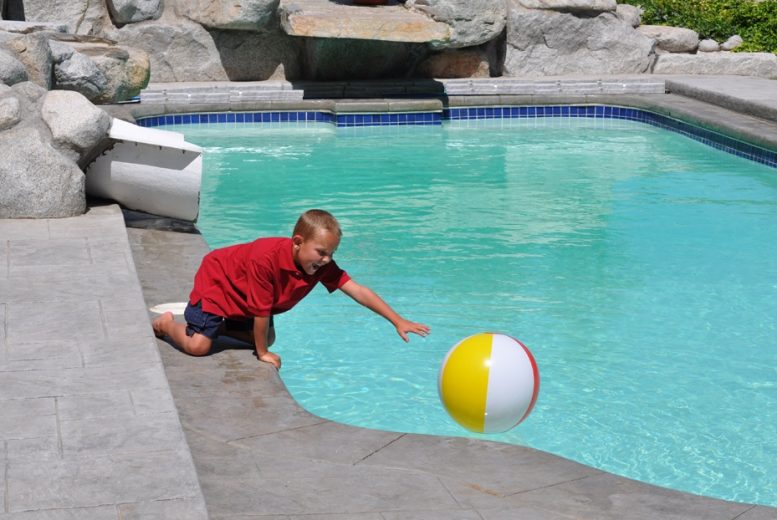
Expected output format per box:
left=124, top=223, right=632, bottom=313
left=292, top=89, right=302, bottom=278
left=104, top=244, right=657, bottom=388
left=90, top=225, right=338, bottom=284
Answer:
left=339, top=279, right=430, bottom=342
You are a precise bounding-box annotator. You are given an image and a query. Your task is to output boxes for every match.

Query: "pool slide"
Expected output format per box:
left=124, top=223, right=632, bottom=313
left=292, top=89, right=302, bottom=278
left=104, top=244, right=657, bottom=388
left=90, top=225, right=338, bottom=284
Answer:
left=85, top=118, right=202, bottom=221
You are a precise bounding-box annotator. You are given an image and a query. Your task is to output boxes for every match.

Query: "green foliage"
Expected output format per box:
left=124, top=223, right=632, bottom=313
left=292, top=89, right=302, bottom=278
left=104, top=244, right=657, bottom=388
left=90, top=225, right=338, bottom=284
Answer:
left=618, top=0, right=777, bottom=53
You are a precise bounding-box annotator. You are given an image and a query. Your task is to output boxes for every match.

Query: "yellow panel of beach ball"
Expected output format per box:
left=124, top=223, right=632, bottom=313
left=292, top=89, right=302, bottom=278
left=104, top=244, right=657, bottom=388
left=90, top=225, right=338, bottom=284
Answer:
left=438, top=332, right=540, bottom=434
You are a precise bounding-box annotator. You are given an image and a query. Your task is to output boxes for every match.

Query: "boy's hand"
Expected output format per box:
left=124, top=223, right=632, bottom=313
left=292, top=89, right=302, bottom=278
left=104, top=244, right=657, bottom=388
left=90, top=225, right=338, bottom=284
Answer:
left=258, top=351, right=281, bottom=370
left=395, top=319, right=430, bottom=342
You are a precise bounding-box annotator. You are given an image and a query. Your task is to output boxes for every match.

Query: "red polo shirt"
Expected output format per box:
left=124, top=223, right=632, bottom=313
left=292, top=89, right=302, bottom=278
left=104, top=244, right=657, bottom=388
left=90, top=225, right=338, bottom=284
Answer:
left=189, top=237, right=350, bottom=319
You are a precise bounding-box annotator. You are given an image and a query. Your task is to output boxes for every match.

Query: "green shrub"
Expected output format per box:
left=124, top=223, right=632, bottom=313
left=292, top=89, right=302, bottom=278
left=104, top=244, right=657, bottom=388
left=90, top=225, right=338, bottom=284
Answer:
left=618, top=0, right=777, bottom=53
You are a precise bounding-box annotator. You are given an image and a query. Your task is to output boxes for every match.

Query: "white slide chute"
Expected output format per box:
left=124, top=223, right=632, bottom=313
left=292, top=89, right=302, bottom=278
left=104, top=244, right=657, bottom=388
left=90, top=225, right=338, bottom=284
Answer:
left=86, top=119, right=202, bottom=222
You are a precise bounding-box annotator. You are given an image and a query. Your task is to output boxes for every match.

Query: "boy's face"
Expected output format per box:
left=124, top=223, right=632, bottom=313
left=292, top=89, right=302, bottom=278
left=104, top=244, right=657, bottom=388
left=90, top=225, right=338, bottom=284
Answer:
left=292, top=230, right=340, bottom=276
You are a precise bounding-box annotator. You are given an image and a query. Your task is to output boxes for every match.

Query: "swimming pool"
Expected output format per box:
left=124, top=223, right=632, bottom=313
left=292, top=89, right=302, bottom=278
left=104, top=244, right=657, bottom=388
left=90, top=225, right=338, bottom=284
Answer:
left=163, top=111, right=777, bottom=507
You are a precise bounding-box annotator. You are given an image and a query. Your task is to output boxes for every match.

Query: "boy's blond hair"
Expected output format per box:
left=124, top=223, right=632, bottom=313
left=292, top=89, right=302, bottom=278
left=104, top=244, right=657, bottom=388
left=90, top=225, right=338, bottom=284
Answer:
left=293, top=209, right=342, bottom=239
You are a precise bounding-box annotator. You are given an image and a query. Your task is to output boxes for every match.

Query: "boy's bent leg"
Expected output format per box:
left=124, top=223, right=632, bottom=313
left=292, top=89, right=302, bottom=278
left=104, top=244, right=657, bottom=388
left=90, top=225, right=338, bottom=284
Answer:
left=220, top=316, right=275, bottom=346
left=152, top=311, right=213, bottom=356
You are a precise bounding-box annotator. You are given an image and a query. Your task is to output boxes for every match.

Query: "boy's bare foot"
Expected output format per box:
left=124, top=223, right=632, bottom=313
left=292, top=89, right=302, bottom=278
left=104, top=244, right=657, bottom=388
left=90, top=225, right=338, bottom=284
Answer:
left=152, top=311, right=174, bottom=338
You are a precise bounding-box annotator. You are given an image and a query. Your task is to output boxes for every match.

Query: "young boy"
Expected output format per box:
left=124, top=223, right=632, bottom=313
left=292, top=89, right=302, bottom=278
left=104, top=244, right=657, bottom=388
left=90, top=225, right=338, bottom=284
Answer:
left=152, top=209, right=430, bottom=369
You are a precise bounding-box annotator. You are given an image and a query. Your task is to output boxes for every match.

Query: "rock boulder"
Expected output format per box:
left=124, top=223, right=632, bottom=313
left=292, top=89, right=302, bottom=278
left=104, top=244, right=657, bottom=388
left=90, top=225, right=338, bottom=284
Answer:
left=109, top=20, right=227, bottom=82
left=517, top=0, right=616, bottom=12
left=504, top=4, right=655, bottom=76
left=176, top=0, right=279, bottom=31
left=211, top=27, right=301, bottom=81
left=110, top=19, right=299, bottom=81
left=0, top=47, right=28, bottom=85
left=50, top=40, right=109, bottom=100
left=638, top=25, right=699, bottom=53
left=721, top=35, right=743, bottom=51
left=40, top=90, right=111, bottom=163
left=0, top=125, right=87, bottom=218
left=615, top=3, right=641, bottom=28
left=106, top=0, right=163, bottom=26
left=698, top=39, right=720, bottom=52
left=0, top=95, right=21, bottom=130
left=46, top=36, right=150, bottom=102
left=0, top=81, right=114, bottom=218
left=82, top=43, right=150, bottom=103
left=17, top=0, right=110, bottom=35
left=2, top=32, right=54, bottom=88
left=404, top=0, right=507, bottom=49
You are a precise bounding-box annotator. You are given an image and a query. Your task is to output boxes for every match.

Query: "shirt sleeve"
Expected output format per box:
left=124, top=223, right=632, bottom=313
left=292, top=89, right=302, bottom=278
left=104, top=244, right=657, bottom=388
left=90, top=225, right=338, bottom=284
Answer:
left=319, top=261, right=351, bottom=293
left=246, top=259, right=275, bottom=317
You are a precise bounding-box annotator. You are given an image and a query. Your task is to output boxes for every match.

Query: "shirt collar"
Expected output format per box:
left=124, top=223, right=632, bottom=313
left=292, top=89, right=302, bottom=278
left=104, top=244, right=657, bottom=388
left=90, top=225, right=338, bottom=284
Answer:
left=278, top=238, right=301, bottom=274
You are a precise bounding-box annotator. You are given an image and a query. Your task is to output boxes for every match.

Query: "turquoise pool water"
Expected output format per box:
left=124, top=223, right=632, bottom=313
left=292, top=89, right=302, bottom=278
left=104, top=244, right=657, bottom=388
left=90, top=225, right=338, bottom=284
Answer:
left=172, top=117, right=777, bottom=506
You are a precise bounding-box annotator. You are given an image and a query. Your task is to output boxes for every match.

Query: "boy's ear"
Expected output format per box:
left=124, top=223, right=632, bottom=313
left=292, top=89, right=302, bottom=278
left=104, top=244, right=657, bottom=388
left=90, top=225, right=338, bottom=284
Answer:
left=292, top=234, right=305, bottom=247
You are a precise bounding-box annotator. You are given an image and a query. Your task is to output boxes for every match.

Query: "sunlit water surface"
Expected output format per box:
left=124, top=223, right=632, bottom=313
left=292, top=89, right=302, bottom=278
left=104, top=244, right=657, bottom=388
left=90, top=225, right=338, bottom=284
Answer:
left=169, top=118, right=777, bottom=506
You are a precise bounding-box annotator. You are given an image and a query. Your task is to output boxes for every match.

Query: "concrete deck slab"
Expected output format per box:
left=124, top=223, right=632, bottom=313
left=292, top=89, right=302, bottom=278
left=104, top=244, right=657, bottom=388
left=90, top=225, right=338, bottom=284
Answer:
left=0, top=205, right=208, bottom=519
left=664, top=75, right=777, bottom=124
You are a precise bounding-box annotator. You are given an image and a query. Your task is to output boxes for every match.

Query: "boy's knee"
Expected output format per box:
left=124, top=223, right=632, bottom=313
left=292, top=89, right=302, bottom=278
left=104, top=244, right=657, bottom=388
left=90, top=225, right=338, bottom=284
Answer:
left=186, top=334, right=213, bottom=357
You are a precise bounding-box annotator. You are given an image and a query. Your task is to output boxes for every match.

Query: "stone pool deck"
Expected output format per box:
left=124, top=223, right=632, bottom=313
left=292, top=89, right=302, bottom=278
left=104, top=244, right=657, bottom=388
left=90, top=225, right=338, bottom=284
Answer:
left=3, top=76, right=777, bottom=519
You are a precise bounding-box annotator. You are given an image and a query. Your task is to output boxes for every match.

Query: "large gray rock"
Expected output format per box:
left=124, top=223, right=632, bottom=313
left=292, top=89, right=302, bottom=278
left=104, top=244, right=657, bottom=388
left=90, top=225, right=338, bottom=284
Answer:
left=211, top=28, right=301, bottom=81
left=46, top=37, right=150, bottom=102
left=175, top=0, right=279, bottom=31
left=47, top=38, right=74, bottom=62
left=504, top=4, right=655, bottom=76
left=615, top=3, right=641, bottom=28
left=1, top=32, right=54, bottom=88
left=638, top=25, right=699, bottom=53
left=0, top=125, right=86, bottom=218
left=698, top=38, right=720, bottom=52
left=517, top=0, right=616, bottom=12
left=17, top=0, right=109, bottom=35
left=0, top=47, right=27, bottom=85
left=106, top=0, right=163, bottom=25
left=108, top=20, right=230, bottom=81
left=11, top=78, right=47, bottom=103
left=53, top=47, right=109, bottom=100
left=654, top=52, right=777, bottom=78
left=41, top=90, right=111, bottom=163
left=0, top=21, right=69, bottom=34
left=0, top=95, right=21, bottom=130
left=404, top=0, right=507, bottom=49
left=109, top=20, right=299, bottom=81
left=81, top=43, right=150, bottom=103
left=721, top=35, right=743, bottom=51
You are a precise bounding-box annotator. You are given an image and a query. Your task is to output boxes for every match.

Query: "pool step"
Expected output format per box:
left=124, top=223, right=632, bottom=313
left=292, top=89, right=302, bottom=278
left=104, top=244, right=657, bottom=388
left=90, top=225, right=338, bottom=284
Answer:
left=665, top=75, right=777, bottom=125
left=140, top=81, right=304, bottom=105
left=140, top=77, right=667, bottom=105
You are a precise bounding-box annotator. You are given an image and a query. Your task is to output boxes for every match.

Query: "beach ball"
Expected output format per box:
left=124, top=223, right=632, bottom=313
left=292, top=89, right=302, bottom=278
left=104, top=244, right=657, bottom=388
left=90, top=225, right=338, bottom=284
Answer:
left=438, top=333, right=539, bottom=433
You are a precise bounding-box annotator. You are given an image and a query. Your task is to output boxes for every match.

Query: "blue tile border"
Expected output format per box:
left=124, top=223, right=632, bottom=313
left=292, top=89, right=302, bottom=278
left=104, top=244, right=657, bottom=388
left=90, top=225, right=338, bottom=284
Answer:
left=136, top=106, right=777, bottom=168
left=136, top=111, right=439, bottom=128
left=443, top=105, right=777, bottom=168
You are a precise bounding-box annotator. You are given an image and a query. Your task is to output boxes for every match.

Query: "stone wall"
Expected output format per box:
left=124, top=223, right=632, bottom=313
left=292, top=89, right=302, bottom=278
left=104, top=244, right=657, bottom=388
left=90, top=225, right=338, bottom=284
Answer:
left=0, top=83, right=110, bottom=218
left=2, top=0, right=776, bottom=219
left=3, top=0, right=777, bottom=81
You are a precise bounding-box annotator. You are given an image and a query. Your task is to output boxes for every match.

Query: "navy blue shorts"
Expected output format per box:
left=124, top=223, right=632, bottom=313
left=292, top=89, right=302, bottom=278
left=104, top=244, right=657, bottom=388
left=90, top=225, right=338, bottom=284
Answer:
left=184, top=301, right=272, bottom=340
